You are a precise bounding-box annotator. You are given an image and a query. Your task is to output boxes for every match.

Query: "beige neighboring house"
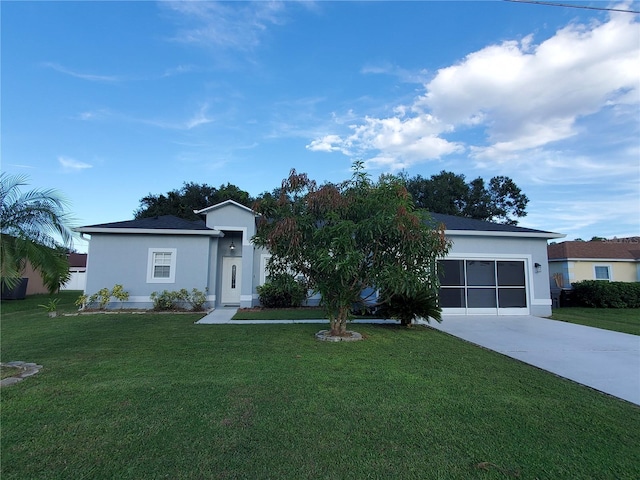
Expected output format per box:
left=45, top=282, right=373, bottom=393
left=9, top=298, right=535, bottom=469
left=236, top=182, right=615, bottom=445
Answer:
left=547, top=239, right=640, bottom=290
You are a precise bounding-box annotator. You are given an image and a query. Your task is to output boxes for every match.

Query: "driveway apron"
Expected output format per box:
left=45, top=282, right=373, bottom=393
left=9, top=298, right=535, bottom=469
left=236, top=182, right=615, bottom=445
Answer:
left=427, top=315, right=640, bottom=406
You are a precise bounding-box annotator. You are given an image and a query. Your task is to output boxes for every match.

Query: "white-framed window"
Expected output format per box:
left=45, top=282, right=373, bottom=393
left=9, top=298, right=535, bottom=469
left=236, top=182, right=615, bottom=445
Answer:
left=594, top=265, right=611, bottom=281
left=147, top=248, right=177, bottom=283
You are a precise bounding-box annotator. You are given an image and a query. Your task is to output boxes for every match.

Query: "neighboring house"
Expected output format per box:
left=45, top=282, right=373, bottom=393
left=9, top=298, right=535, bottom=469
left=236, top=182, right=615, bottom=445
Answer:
left=75, top=201, right=563, bottom=317
left=61, top=253, right=88, bottom=291
left=548, top=240, right=640, bottom=289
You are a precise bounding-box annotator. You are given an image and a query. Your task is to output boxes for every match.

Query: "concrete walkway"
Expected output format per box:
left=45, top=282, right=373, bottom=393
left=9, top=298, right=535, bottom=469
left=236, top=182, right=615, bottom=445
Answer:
left=197, top=309, right=639, bottom=405
left=425, top=315, right=640, bottom=406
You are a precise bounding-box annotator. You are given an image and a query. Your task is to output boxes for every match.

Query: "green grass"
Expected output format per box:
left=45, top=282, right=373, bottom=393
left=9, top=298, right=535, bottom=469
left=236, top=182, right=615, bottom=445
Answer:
left=2, top=294, right=639, bottom=479
left=233, top=306, right=328, bottom=320
left=232, top=307, right=383, bottom=320
left=551, top=307, right=639, bottom=335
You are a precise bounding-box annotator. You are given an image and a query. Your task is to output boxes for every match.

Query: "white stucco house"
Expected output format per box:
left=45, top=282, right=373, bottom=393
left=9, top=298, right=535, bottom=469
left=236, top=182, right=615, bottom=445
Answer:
left=75, top=200, right=564, bottom=317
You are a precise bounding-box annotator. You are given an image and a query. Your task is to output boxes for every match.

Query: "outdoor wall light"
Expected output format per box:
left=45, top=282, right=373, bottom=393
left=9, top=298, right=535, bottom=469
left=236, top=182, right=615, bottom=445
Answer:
left=229, top=241, right=236, bottom=252
left=534, top=262, right=542, bottom=273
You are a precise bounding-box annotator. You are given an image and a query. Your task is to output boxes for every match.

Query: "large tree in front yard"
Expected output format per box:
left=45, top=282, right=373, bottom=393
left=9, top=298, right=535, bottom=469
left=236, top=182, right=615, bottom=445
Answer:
left=1, top=173, right=74, bottom=293
left=252, top=162, right=451, bottom=337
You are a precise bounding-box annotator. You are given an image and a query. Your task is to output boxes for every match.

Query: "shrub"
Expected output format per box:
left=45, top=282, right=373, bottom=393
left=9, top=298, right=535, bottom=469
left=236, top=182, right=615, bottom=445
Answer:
left=184, top=288, right=208, bottom=311
left=77, top=285, right=131, bottom=310
left=150, top=290, right=182, bottom=311
left=378, top=289, right=442, bottom=326
left=257, top=274, right=307, bottom=308
left=150, top=288, right=208, bottom=311
left=571, top=280, right=640, bottom=308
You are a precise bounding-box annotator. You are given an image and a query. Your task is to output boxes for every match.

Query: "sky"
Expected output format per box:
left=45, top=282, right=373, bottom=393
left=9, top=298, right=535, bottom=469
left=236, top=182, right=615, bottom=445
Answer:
left=2, top=0, right=639, bottom=253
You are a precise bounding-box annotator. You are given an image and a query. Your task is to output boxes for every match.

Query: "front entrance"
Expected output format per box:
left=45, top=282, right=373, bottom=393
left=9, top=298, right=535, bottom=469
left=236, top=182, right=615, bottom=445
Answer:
left=221, top=257, right=242, bottom=305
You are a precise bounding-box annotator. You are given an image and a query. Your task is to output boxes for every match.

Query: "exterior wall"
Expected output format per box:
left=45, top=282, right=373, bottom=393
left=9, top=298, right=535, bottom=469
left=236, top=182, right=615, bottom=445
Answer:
left=85, top=233, right=214, bottom=309
left=445, top=235, right=553, bottom=316
left=567, top=260, right=638, bottom=283
left=22, top=262, right=49, bottom=295
left=204, top=203, right=257, bottom=308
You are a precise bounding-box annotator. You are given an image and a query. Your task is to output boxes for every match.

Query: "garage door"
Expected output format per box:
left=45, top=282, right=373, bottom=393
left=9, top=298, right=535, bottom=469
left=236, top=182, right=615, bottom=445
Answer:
left=438, top=259, right=529, bottom=315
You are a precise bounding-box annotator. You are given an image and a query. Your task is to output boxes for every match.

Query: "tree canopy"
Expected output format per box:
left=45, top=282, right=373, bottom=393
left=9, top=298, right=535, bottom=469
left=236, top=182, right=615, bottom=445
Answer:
left=404, top=171, right=529, bottom=225
left=1, top=173, right=74, bottom=293
left=134, top=182, right=253, bottom=221
left=252, top=162, right=451, bottom=336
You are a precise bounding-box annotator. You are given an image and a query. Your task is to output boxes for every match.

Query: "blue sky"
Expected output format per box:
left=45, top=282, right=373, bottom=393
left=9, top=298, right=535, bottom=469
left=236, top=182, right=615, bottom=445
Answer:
left=2, top=1, right=639, bottom=253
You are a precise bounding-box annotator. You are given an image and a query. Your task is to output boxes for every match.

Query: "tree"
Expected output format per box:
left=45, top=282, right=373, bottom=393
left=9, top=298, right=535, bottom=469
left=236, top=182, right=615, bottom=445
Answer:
left=134, top=182, right=253, bottom=220
left=404, top=171, right=528, bottom=225
left=1, top=173, right=74, bottom=293
left=252, top=162, right=451, bottom=337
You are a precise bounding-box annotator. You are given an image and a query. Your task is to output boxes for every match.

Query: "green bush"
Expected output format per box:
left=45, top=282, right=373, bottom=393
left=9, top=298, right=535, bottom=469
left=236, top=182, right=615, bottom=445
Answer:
left=571, top=280, right=640, bottom=308
left=77, top=284, right=130, bottom=310
left=257, top=274, right=307, bottom=308
left=150, top=288, right=208, bottom=311
left=378, top=289, right=442, bottom=326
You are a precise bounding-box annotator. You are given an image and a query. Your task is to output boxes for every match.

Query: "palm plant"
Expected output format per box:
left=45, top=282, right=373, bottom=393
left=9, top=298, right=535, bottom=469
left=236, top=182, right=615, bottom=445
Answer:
left=1, top=173, right=75, bottom=294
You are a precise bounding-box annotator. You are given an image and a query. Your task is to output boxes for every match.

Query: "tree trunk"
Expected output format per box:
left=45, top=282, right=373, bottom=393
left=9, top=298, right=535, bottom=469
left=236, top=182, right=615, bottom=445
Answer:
left=329, top=306, right=349, bottom=336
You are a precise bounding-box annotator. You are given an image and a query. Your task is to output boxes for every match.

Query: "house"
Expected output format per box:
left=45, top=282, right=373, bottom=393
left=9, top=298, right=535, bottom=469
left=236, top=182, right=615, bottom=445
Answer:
left=548, top=240, right=640, bottom=289
left=61, top=253, right=88, bottom=291
left=75, top=201, right=563, bottom=316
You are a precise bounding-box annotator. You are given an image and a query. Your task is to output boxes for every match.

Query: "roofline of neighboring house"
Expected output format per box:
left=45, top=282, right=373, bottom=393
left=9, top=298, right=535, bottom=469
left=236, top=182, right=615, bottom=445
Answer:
left=549, top=257, right=640, bottom=262
left=194, top=200, right=256, bottom=216
left=445, top=229, right=565, bottom=239
left=74, top=227, right=224, bottom=236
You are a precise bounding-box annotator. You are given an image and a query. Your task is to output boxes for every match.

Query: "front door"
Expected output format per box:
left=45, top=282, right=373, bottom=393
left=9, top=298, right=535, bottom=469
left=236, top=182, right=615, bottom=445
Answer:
left=221, top=257, right=242, bottom=305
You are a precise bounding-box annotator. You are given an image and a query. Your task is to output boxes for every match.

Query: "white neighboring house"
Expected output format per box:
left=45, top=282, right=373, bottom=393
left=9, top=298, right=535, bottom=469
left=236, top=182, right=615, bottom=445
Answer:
left=75, top=201, right=564, bottom=316
left=61, top=253, right=87, bottom=291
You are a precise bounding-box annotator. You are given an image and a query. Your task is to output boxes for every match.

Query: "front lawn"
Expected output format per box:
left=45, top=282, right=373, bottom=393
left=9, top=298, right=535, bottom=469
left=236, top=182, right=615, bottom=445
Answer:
left=2, top=294, right=639, bottom=479
left=551, top=307, right=639, bottom=335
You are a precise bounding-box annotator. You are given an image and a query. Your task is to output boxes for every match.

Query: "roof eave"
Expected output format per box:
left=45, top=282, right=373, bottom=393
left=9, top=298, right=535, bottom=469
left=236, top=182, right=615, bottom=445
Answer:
left=445, top=229, right=565, bottom=239
left=194, top=200, right=257, bottom=216
left=74, top=227, right=223, bottom=236
left=548, top=257, right=639, bottom=262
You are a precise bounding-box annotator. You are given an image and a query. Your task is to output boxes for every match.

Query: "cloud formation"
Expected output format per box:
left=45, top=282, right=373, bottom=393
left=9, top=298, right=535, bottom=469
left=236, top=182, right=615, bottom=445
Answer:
left=43, top=62, right=122, bottom=83
left=162, top=1, right=288, bottom=50
left=58, top=156, right=92, bottom=171
left=308, top=10, right=640, bottom=170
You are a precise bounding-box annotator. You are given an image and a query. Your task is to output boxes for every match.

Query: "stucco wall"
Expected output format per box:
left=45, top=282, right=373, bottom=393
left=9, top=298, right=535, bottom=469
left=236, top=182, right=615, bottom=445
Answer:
left=571, top=261, right=638, bottom=283
left=85, top=233, right=213, bottom=309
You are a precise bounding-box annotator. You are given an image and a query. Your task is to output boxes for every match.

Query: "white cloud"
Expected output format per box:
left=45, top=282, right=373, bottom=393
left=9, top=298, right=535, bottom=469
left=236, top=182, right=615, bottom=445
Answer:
left=307, top=10, right=640, bottom=172
left=162, top=1, right=288, bottom=50
left=423, top=10, right=639, bottom=160
left=58, top=156, right=92, bottom=171
left=43, top=62, right=122, bottom=83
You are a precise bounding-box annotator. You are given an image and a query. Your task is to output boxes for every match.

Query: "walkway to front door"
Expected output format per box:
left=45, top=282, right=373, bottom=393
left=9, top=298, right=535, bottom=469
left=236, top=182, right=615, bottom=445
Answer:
left=427, top=315, right=640, bottom=405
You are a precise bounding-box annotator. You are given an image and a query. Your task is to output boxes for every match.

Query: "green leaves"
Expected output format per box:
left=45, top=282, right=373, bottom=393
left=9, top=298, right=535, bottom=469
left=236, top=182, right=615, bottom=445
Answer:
left=253, top=162, right=450, bottom=335
left=1, top=173, right=75, bottom=293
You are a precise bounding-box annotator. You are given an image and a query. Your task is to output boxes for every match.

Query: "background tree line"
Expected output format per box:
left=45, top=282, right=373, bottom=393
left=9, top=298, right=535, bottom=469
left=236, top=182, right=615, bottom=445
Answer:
left=135, top=171, right=528, bottom=225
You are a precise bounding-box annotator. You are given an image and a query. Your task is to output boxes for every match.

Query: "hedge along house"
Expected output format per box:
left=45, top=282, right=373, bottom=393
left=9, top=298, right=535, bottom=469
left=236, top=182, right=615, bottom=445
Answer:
left=76, top=200, right=563, bottom=316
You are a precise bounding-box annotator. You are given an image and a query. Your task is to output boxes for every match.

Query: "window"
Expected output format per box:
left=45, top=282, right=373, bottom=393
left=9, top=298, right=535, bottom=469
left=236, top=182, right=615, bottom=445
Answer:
left=147, top=248, right=177, bottom=283
left=594, top=265, right=611, bottom=281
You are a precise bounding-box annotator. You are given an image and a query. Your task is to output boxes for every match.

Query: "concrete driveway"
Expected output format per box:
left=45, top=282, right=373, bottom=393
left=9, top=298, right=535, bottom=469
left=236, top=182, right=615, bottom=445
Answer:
left=426, top=315, right=640, bottom=406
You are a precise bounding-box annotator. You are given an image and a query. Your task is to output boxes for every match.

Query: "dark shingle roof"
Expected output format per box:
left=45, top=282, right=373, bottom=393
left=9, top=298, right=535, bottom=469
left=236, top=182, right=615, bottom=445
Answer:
left=82, top=215, right=211, bottom=231
left=548, top=241, right=640, bottom=260
left=428, top=212, right=557, bottom=235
